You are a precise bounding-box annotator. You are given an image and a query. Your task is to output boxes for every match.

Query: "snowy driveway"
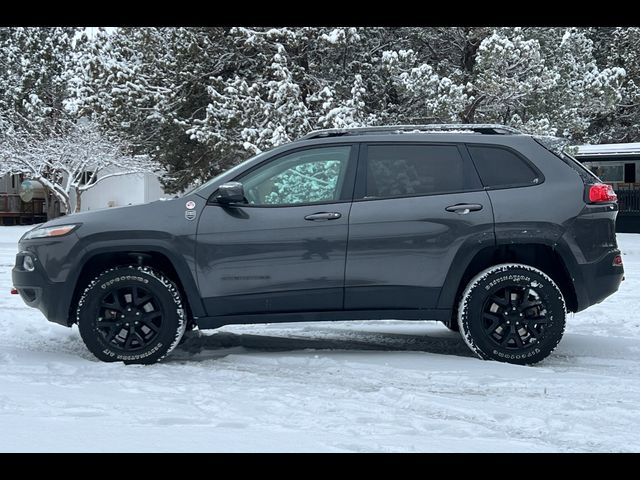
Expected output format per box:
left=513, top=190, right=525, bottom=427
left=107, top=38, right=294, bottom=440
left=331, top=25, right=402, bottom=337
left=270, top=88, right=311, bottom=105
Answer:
left=1, top=226, right=639, bottom=452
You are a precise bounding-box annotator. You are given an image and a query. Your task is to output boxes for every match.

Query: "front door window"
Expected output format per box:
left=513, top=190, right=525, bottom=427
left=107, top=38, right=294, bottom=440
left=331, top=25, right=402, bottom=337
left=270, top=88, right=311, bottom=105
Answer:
left=240, top=146, right=352, bottom=206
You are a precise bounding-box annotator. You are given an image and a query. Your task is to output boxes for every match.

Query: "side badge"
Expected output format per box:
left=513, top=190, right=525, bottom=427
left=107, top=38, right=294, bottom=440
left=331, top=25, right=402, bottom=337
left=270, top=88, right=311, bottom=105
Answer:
left=185, top=200, right=196, bottom=209
left=185, top=210, right=197, bottom=221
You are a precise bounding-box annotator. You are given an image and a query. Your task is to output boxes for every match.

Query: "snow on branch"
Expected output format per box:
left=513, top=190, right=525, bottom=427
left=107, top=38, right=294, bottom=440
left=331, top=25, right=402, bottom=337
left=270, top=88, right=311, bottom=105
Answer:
left=1, top=117, right=161, bottom=214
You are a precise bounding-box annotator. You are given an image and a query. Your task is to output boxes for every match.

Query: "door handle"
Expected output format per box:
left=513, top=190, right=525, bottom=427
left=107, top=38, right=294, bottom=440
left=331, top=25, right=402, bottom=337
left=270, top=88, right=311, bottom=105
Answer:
left=304, top=212, right=342, bottom=221
left=445, top=204, right=483, bottom=215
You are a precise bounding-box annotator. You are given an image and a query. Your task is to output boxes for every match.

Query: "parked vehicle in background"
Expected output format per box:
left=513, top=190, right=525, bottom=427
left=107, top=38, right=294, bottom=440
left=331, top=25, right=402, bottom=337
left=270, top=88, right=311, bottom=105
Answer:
left=11, top=124, right=624, bottom=365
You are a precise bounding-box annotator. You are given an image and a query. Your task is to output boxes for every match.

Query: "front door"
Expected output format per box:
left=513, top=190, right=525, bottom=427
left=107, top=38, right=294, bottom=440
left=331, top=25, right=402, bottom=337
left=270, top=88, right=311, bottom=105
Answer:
left=345, top=142, right=495, bottom=311
left=196, top=144, right=357, bottom=316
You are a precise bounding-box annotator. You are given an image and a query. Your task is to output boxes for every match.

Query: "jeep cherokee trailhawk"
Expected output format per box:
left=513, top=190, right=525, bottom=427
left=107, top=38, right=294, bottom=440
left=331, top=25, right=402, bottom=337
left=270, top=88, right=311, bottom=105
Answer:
left=11, top=124, right=624, bottom=364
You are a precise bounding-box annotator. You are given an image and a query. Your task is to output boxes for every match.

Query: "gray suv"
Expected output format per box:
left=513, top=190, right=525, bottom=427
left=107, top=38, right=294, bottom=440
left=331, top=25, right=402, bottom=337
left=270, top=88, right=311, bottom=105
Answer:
left=11, top=124, right=624, bottom=365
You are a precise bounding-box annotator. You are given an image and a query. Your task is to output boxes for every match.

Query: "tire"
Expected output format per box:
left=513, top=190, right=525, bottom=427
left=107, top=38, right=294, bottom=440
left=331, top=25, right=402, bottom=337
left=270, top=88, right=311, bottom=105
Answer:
left=457, top=263, right=566, bottom=365
left=77, top=265, right=187, bottom=364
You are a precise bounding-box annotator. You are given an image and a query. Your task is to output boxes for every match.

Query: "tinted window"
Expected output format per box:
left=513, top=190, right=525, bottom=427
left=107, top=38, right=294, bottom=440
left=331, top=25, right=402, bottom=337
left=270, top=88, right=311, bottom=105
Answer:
left=588, top=164, right=623, bottom=182
left=468, top=146, right=540, bottom=188
left=365, top=144, right=481, bottom=198
left=625, top=163, right=636, bottom=183
left=240, top=146, right=351, bottom=206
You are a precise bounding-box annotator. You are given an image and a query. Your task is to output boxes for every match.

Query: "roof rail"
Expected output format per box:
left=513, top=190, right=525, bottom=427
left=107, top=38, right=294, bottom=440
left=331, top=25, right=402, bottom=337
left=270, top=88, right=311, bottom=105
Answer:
left=299, top=124, right=522, bottom=140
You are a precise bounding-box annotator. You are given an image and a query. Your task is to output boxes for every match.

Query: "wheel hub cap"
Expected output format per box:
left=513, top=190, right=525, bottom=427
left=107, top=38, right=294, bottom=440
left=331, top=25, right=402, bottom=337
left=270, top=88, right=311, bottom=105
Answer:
left=95, top=285, right=163, bottom=352
left=482, top=286, right=548, bottom=350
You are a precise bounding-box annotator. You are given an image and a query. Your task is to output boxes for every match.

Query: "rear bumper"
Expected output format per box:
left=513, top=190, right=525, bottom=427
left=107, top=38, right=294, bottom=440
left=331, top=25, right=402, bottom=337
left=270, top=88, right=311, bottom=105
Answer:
left=574, top=249, right=624, bottom=312
left=11, top=253, right=72, bottom=327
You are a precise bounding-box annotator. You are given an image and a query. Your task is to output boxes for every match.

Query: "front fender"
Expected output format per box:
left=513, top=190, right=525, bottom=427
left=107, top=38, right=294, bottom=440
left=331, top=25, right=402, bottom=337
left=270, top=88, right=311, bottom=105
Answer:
left=70, top=236, right=206, bottom=320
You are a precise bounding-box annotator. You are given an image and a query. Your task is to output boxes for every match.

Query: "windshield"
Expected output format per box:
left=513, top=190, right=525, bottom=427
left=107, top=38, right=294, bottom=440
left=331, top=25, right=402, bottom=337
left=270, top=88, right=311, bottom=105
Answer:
left=187, top=150, right=271, bottom=197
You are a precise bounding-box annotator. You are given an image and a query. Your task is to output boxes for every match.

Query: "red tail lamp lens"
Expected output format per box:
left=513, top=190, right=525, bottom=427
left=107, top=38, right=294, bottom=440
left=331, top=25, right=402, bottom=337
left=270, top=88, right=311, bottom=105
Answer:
left=589, top=183, right=617, bottom=203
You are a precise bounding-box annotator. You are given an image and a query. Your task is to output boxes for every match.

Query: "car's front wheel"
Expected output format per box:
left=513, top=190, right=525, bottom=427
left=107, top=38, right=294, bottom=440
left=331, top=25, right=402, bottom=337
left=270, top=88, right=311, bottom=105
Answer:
left=457, top=263, right=566, bottom=365
left=76, top=265, right=186, bottom=364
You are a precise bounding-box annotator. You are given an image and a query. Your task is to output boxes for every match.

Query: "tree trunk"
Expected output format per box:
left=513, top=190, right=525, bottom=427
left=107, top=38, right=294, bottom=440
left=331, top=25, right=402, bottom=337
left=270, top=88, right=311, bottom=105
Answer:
left=75, top=189, right=82, bottom=213
left=42, top=187, right=51, bottom=221
left=460, top=94, right=486, bottom=124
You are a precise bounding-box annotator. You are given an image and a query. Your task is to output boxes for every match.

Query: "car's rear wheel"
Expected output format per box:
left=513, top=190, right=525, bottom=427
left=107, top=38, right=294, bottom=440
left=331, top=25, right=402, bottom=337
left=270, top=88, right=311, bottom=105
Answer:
left=457, top=263, right=566, bottom=365
left=77, top=266, right=186, bottom=364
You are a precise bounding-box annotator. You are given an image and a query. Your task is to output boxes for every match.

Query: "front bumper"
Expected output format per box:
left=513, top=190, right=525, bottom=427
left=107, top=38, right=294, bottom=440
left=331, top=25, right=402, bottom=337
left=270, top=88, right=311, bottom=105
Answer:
left=11, top=252, right=73, bottom=327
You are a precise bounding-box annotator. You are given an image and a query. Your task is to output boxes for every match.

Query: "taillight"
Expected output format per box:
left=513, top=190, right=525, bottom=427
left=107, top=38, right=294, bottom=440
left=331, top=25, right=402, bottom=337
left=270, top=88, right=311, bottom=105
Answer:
left=588, top=183, right=617, bottom=203
left=613, top=255, right=623, bottom=267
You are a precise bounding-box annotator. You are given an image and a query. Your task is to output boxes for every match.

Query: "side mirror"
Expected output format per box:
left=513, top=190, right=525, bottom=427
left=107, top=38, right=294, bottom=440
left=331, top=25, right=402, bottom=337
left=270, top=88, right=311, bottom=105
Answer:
left=215, top=182, right=246, bottom=205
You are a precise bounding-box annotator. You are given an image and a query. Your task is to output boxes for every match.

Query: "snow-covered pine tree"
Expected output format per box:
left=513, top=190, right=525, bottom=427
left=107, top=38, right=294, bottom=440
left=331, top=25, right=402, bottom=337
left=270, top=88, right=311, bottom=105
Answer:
left=0, top=27, right=80, bottom=135
left=471, top=27, right=625, bottom=140
left=61, top=26, right=635, bottom=193
left=586, top=27, right=640, bottom=143
left=69, top=27, right=236, bottom=194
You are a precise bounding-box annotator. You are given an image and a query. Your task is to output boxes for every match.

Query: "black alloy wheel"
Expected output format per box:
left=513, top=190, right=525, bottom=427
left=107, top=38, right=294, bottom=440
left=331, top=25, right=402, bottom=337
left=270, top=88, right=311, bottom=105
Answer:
left=96, top=285, right=164, bottom=352
left=77, top=265, right=186, bottom=364
left=458, top=263, right=566, bottom=365
left=481, top=285, right=548, bottom=350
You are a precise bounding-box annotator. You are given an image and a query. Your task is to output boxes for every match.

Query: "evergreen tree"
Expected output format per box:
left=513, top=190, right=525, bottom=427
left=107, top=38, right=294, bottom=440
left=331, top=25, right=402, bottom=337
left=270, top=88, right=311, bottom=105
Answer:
left=0, top=26, right=80, bottom=135
left=17, top=26, right=638, bottom=195
left=587, top=27, right=640, bottom=143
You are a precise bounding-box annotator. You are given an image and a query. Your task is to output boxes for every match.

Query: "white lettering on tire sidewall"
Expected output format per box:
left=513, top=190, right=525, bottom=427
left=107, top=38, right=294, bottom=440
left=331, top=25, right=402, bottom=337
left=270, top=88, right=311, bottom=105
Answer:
left=102, top=342, right=164, bottom=361
left=100, top=276, right=149, bottom=290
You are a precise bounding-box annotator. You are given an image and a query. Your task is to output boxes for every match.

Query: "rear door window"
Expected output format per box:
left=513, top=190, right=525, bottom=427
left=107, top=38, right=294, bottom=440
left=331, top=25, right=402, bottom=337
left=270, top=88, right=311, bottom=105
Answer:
left=364, top=144, right=482, bottom=199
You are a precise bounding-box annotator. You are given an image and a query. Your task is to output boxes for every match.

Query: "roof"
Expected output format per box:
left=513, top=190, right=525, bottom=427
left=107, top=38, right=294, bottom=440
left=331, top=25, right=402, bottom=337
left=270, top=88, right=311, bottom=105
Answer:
left=575, top=142, right=640, bottom=157
left=298, top=124, right=522, bottom=141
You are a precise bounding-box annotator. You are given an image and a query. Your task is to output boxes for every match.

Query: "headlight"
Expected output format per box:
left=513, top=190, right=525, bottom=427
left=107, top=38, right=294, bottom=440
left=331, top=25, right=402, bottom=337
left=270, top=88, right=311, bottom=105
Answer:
left=22, top=224, right=80, bottom=240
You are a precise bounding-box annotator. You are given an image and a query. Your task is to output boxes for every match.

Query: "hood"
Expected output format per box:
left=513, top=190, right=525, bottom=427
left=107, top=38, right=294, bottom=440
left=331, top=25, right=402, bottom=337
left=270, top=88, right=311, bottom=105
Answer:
left=21, top=194, right=204, bottom=242
left=42, top=199, right=169, bottom=227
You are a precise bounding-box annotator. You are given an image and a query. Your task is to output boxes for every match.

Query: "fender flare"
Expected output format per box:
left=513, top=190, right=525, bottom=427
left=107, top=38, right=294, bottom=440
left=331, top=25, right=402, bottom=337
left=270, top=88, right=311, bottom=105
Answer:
left=437, top=235, right=584, bottom=311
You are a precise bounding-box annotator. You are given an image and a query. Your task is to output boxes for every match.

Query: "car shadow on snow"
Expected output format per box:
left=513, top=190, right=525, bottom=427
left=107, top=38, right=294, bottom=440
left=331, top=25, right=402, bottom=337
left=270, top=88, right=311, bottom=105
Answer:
left=170, top=327, right=475, bottom=362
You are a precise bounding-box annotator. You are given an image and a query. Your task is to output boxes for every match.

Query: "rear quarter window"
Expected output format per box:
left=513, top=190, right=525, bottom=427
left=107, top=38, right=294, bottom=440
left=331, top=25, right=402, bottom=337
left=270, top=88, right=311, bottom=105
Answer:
left=468, top=145, right=541, bottom=189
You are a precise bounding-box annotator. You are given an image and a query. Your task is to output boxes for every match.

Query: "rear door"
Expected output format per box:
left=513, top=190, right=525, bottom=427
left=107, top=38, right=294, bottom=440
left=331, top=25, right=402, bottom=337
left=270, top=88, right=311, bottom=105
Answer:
left=344, top=142, right=495, bottom=311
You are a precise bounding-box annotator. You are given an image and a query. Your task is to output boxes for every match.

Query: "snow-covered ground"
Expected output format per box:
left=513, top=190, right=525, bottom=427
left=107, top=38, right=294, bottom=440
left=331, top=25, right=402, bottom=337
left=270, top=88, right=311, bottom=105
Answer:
left=1, top=225, right=639, bottom=452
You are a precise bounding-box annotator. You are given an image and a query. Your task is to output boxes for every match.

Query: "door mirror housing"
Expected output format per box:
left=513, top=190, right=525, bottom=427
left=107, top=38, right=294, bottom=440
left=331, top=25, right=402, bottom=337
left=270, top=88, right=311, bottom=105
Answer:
left=215, top=182, right=247, bottom=205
